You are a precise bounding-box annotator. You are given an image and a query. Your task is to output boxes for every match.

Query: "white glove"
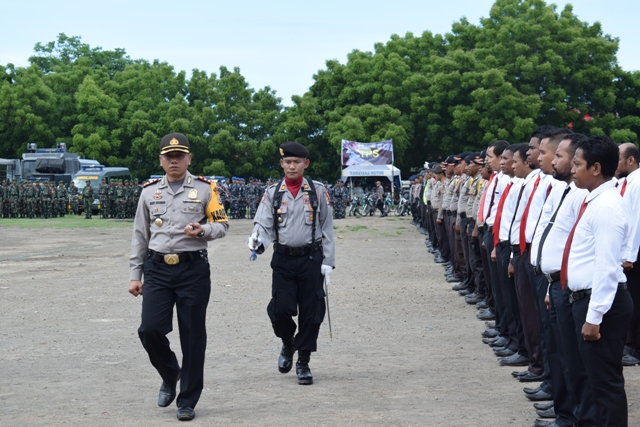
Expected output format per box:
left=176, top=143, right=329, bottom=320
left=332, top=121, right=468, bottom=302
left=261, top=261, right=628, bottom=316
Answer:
left=246, top=232, right=263, bottom=251
left=321, top=264, right=333, bottom=285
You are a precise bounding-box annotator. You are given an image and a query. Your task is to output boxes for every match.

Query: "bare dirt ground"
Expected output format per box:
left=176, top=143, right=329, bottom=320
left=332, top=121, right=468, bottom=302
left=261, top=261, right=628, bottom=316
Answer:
left=1, top=215, right=639, bottom=427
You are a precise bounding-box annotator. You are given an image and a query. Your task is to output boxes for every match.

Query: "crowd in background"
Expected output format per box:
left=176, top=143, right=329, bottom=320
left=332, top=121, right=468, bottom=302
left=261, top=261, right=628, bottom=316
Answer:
left=411, top=127, right=638, bottom=427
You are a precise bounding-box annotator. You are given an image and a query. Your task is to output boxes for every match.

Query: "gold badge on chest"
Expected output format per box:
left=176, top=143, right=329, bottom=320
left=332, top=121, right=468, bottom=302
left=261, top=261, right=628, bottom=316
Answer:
left=188, top=189, right=198, bottom=199
left=154, top=190, right=162, bottom=200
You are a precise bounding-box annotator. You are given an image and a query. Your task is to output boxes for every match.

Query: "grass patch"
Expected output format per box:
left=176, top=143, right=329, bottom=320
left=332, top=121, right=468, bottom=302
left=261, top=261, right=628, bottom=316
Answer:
left=396, top=226, right=406, bottom=230
left=347, top=225, right=368, bottom=232
left=0, top=215, right=133, bottom=229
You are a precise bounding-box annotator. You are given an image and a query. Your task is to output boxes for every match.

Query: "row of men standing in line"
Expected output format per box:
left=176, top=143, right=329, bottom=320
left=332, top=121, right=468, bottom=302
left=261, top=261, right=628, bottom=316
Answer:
left=412, top=127, right=637, bottom=427
left=216, top=177, right=266, bottom=219
left=1, top=179, right=72, bottom=218
left=97, top=179, right=142, bottom=219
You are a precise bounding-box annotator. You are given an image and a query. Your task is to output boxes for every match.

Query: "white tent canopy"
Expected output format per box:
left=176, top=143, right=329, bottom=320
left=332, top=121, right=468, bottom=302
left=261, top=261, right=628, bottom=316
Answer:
left=341, top=164, right=401, bottom=180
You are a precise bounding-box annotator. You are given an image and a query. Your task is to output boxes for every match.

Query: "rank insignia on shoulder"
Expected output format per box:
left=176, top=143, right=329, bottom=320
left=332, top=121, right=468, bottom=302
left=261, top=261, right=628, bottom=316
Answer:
left=280, top=184, right=286, bottom=191
left=196, top=176, right=211, bottom=184
left=143, top=178, right=160, bottom=188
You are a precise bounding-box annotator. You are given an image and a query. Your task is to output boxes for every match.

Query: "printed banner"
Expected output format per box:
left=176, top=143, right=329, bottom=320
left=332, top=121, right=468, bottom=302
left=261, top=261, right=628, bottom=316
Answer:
left=341, top=139, right=393, bottom=166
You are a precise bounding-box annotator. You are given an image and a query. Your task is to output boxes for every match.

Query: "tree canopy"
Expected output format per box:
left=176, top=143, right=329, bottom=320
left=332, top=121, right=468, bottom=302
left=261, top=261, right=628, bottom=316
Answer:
left=1, top=0, right=639, bottom=179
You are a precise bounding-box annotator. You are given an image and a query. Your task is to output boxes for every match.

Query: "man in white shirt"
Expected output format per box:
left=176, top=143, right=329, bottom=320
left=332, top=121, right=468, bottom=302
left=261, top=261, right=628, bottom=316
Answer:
left=538, top=134, right=595, bottom=426
left=566, top=135, right=633, bottom=426
left=616, top=143, right=640, bottom=366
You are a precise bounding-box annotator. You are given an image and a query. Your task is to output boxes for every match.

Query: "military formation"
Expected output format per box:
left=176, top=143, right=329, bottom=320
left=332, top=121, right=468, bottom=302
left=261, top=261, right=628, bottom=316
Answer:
left=412, top=126, right=638, bottom=427
left=0, top=178, right=141, bottom=219
left=328, top=179, right=348, bottom=219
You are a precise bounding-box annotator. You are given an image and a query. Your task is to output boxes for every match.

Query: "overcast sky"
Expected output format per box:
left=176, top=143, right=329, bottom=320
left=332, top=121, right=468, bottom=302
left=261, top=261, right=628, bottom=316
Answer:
left=2, top=0, right=638, bottom=106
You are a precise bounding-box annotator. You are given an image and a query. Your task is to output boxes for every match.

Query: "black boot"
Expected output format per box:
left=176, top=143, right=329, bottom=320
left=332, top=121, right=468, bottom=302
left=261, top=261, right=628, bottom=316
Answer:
left=278, top=337, right=295, bottom=374
left=296, top=351, right=313, bottom=385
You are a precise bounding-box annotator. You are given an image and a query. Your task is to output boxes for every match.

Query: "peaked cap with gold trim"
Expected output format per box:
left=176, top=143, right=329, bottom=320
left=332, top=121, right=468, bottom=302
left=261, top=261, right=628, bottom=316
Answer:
left=160, top=132, right=190, bottom=155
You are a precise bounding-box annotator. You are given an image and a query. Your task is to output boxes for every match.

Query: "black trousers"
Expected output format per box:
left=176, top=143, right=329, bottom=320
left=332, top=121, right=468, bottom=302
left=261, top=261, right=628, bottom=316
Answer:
left=549, top=280, right=597, bottom=426
left=459, top=217, right=471, bottom=281
left=138, top=255, right=211, bottom=409
left=572, top=287, right=633, bottom=427
left=467, top=220, right=485, bottom=294
left=624, top=253, right=640, bottom=358
left=436, top=216, right=451, bottom=261
left=532, top=274, right=574, bottom=426
left=268, top=248, right=326, bottom=353
left=496, top=244, right=523, bottom=354
left=512, top=249, right=544, bottom=376
left=482, top=228, right=500, bottom=322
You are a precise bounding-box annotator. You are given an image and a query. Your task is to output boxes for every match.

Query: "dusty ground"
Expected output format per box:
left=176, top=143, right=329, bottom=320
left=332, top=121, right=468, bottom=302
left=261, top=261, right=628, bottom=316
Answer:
left=1, top=215, right=639, bottom=427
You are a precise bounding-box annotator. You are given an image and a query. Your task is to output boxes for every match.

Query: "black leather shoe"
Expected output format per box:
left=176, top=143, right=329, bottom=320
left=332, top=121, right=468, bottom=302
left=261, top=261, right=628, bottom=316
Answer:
left=176, top=407, right=195, bottom=421
left=458, top=289, right=472, bottom=296
left=278, top=342, right=295, bottom=373
left=489, top=336, right=508, bottom=348
left=525, top=389, right=553, bottom=401
left=494, top=348, right=515, bottom=357
left=296, top=360, right=313, bottom=385
left=533, top=419, right=559, bottom=427
left=481, top=328, right=499, bottom=338
left=622, top=354, right=640, bottom=366
left=452, top=281, right=469, bottom=291
left=446, top=275, right=462, bottom=283
left=476, top=300, right=489, bottom=310
left=524, top=385, right=542, bottom=394
left=498, top=353, right=529, bottom=367
left=482, top=336, right=500, bottom=345
left=536, top=406, right=556, bottom=419
left=519, top=372, right=544, bottom=382
left=158, top=370, right=181, bottom=407
left=466, top=293, right=486, bottom=304
left=477, top=311, right=496, bottom=321
left=511, top=370, right=528, bottom=378
left=533, top=401, right=554, bottom=410
left=434, top=256, right=447, bottom=263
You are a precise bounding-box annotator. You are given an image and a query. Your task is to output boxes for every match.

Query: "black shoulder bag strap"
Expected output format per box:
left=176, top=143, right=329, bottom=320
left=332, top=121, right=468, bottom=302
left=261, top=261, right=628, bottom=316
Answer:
left=272, top=178, right=320, bottom=256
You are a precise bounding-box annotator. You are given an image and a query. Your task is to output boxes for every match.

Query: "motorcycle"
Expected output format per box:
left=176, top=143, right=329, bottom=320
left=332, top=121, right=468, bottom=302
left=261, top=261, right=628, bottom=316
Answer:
left=383, top=193, right=393, bottom=215
left=349, top=196, right=361, bottom=217
left=394, top=196, right=410, bottom=216
left=359, top=193, right=376, bottom=216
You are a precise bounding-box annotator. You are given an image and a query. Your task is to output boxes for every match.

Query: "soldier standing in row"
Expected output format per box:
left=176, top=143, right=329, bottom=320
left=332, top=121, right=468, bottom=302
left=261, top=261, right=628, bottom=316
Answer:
left=332, top=180, right=347, bottom=219
left=246, top=177, right=258, bottom=219
left=69, top=181, right=79, bottom=215
left=108, top=179, right=117, bottom=218
left=82, top=180, right=94, bottom=219
left=99, top=179, right=109, bottom=218
left=57, top=181, right=68, bottom=216
left=8, top=179, right=19, bottom=218
left=115, top=180, right=125, bottom=219
left=25, top=182, right=36, bottom=218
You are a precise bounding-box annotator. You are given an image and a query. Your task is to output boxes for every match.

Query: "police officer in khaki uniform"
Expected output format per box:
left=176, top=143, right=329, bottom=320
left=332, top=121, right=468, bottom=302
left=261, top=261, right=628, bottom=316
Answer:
left=129, top=133, right=229, bottom=422
left=248, top=141, right=335, bottom=385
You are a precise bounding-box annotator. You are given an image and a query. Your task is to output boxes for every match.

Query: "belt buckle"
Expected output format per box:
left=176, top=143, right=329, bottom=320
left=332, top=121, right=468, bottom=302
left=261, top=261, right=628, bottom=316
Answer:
left=569, top=292, right=575, bottom=304
left=544, top=273, right=552, bottom=283
left=164, top=254, right=180, bottom=265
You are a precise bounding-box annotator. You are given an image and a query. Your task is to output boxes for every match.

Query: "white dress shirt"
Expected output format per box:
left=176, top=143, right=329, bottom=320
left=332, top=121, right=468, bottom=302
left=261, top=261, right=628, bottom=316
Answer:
left=530, top=178, right=563, bottom=267
left=621, top=168, right=640, bottom=263
left=524, top=172, right=554, bottom=244
left=483, top=172, right=510, bottom=226
left=567, top=180, right=629, bottom=325
left=509, top=169, right=538, bottom=245
left=498, top=177, right=524, bottom=242
left=538, top=182, right=588, bottom=273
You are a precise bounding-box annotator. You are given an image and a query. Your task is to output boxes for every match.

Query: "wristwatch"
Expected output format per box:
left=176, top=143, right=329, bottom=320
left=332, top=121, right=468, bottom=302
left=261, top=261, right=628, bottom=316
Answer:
left=197, top=230, right=205, bottom=238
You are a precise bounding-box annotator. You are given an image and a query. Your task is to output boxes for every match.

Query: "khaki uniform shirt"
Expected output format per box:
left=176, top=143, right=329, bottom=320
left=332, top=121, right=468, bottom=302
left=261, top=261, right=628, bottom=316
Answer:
left=449, top=175, right=462, bottom=212
left=472, top=178, right=487, bottom=221
left=438, top=177, right=452, bottom=220
left=465, top=176, right=480, bottom=219
left=252, top=178, right=335, bottom=267
left=129, top=171, right=229, bottom=281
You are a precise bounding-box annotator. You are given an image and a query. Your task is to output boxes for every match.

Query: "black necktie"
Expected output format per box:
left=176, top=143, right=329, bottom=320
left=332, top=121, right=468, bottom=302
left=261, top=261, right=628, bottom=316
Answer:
left=535, top=186, right=572, bottom=272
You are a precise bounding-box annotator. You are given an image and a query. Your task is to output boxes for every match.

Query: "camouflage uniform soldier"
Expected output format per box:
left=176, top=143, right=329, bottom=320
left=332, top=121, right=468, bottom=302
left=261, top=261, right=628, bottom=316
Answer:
left=57, top=182, right=68, bottom=217
left=41, top=181, right=54, bottom=219
left=332, top=180, right=347, bottom=219
left=34, top=181, right=43, bottom=218
left=99, top=178, right=109, bottom=218
left=25, top=182, right=36, bottom=219
left=115, top=180, right=126, bottom=219
left=0, top=181, right=6, bottom=218
left=238, top=178, right=247, bottom=218
left=69, top=182, right=79, bottom=214
left=124, top=180, right=134, bottom=218
left=82, top=180, right=94, bottom=219
left=246, top=178, right=258, bottom=219
left=9, top=179, right=19, bottom=218
left=132, top=179, right=142, bottom=217
left=108, top=180, right=117, bottom=218
left=230, top=177, right=240, bottom=219
left=18, top=182, right=26, bottom=217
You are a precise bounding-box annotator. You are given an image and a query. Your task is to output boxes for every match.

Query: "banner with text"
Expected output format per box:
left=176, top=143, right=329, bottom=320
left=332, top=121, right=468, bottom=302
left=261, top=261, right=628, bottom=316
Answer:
left=341, top=139, right=394, bottom=166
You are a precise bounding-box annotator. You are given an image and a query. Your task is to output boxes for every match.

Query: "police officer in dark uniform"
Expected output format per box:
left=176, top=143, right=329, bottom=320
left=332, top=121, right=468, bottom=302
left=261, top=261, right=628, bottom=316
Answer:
left=129, top=133, right=229, bottom=421
left=248, top=141, right=335, bottom=385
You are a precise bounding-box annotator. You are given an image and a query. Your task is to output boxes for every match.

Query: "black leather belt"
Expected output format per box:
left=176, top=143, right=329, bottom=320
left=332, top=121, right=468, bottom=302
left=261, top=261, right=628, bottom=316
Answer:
left=478, top=226, right=484, bottom=234
left=511, top=245, right=521, bottom=255
left=274, top=241, right=322, bottom=257
left=444, top=210, right=451, bottom=216
left=498, top=241, right=510, bottom=248
left=486, top=226, right=493, bottom=233
left=570, top=283, right=627, bottom=304
left=459, top=212, right=467, bottom=219
left=149, top=250, right=207, bottom=265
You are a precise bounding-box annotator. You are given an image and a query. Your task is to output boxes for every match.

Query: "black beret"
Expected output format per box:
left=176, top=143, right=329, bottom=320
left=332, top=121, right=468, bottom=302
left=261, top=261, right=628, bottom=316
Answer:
left=432, top=165, right=444, bottom=174
left=279, top=141, right=309, bottom=158
left=445, top=155, right=456, bottom=164
left=160, top=133, right=190, bottom=155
